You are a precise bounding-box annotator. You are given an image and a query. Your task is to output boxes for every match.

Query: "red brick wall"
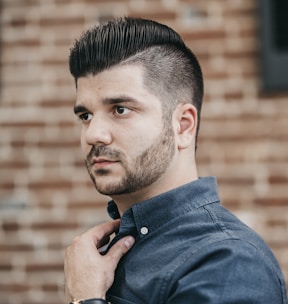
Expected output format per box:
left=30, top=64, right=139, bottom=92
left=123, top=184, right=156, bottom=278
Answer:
left=0, top=0, right=287, bottom=303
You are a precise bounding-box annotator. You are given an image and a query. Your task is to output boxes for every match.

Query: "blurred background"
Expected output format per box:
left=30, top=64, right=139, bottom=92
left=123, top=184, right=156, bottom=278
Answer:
left=0, top=0, right=288, bottom=303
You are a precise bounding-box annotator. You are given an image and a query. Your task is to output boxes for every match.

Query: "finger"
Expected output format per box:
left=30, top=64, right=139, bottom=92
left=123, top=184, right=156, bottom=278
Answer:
left=106, top=236, right=135, bottom=267
left=97, top=235, right=110, bottom=249
left=85, top=220, right=121, bottom=246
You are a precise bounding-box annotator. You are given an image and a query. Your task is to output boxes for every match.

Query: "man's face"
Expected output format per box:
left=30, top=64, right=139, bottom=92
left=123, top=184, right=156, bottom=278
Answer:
left=74, top=64, right=175, bottom=197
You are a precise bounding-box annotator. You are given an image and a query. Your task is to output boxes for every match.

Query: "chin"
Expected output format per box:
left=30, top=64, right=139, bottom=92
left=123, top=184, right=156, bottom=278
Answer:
left=94, top=179, right=124, bottom=195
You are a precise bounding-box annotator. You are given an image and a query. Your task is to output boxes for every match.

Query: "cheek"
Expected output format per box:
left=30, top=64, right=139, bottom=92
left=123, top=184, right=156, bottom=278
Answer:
left=80, top=129, right=89, bottom=156
left=128, top=129, right=159, bottom=151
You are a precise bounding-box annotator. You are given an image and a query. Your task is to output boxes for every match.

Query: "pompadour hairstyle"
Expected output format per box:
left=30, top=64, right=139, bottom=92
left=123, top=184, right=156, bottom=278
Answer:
left=69, top=17, right=204, bottom=147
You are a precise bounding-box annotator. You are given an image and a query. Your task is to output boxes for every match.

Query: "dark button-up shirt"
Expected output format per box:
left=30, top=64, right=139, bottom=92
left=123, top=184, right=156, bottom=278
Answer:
left=106, top=177, right=288, bottom=303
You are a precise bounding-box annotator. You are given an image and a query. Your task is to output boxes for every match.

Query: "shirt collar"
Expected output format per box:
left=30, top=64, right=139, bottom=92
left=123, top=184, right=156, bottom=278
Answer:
left=107, top=176, right=220, bottom=239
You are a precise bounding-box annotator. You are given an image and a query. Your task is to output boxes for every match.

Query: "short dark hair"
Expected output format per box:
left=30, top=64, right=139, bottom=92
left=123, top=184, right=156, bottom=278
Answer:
left=69, top=17, right=204, bottom=147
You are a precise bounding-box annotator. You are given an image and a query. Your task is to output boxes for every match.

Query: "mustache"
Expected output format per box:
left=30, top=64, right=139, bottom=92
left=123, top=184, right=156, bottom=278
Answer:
left=86, top=145, right=122, bottom=164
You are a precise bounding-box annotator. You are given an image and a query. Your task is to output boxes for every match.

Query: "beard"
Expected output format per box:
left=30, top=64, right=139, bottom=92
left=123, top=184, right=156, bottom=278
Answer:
left=85, top=123, right=175, bottom=196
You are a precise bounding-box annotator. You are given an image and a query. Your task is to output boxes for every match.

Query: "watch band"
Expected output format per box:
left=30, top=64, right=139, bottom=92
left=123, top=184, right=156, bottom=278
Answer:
left=81, top=299, right=108, bottom=304
left=70, top=298, right=108, bottom=304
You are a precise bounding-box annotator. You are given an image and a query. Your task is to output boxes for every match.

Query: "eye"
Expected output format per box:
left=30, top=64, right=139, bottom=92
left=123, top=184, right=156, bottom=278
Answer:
left=78, top=112, right=93, bottom=122
left=114, top=106, right=131, bottom=116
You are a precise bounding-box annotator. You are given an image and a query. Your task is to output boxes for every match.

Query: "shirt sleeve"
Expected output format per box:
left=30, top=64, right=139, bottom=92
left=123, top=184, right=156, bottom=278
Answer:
left=166, top=239, right=287, bottom=304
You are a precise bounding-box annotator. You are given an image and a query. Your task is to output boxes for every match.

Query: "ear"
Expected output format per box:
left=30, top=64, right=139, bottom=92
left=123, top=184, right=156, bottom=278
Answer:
left=174, top=103, right=198, bottom=150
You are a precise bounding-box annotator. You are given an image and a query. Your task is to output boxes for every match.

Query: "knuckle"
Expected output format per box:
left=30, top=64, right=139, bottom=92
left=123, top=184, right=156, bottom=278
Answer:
left=72, top=235, right=81, bottom=244
left=67, top=234, right=85, bottom=250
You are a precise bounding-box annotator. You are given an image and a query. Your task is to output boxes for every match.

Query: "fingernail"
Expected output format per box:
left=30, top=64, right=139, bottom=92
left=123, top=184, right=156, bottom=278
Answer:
left=124, top=236, right=135, bottom=248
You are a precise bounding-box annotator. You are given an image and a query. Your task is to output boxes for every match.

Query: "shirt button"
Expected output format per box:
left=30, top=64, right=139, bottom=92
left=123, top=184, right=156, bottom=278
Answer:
left=140, top=226, right=149, bottom=235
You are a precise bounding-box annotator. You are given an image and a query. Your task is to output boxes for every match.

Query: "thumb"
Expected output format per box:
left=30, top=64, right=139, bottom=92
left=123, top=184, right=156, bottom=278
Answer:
left=107, top=236, right=135, bottom=266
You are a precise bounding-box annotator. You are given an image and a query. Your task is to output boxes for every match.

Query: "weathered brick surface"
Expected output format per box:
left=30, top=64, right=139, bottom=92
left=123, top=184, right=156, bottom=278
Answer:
left=0, top=0, right=287, bottom=302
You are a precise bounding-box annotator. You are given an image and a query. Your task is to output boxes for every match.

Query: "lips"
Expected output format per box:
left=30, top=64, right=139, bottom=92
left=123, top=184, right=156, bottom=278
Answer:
left=91, top=157, right=119, bottom=168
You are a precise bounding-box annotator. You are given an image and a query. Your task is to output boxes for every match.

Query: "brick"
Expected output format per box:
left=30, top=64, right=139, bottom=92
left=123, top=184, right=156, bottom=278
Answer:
left=255, top=198, right=288, bottom=207
left=25, top=263, right=63, bottom=272
left=269, top=175, right=288, bottom=185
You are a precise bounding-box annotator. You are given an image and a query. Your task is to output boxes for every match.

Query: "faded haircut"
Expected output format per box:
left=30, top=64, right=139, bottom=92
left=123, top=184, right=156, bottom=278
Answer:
left=69, top=17, right=204, bottom=146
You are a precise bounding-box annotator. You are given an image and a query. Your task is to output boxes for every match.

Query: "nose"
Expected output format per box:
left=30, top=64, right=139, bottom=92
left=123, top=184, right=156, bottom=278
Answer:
left=83, top=114, right=112, bottom=146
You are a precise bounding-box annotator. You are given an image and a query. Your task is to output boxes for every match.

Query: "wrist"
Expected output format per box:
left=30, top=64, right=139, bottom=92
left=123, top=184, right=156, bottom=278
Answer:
left=69, top=298, right=109, bottom=304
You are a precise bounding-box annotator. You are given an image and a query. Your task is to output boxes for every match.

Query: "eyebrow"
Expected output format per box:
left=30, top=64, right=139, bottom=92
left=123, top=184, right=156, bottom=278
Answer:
left=73, top=104, right=88, bottom=115
left=102, top=95, right=140, bottom=105
left=74, top=95, right=141, bottom=114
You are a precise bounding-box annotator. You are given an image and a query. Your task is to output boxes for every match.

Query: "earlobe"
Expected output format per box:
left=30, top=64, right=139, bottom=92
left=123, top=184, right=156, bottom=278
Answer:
left=176, top=103, right=197, bottom=150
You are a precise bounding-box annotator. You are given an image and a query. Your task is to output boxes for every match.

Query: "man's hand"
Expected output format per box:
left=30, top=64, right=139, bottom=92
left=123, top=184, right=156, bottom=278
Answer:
left=64, top=219, right=135, bottom=302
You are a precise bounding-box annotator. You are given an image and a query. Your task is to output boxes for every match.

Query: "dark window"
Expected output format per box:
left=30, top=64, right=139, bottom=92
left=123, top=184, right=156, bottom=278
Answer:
left=259, top=0, right=288, bottom=91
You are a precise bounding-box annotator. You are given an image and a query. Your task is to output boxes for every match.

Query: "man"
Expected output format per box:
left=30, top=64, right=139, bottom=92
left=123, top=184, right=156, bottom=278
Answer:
left=64, top=17, right=288, bottom=304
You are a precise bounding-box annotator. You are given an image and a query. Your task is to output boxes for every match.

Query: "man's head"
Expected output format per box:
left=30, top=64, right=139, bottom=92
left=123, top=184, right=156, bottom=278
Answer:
left=70, top=17, right=203, bottom=202
left=70, top=17, right=203, bottom=144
